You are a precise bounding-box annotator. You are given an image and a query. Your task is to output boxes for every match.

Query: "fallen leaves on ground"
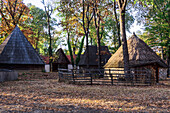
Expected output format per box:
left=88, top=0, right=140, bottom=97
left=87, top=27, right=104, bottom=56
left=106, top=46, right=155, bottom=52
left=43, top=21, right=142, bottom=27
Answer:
left=0, top=72, right=169, bottom=112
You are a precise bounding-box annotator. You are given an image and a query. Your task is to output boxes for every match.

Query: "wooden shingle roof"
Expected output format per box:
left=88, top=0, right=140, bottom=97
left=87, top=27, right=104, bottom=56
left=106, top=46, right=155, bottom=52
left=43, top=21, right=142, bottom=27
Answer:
left=78, top=45, right=111, bottom=66
left=0, top=26, right=45, bottom=65
left=54, top=48, right=70, bottom=64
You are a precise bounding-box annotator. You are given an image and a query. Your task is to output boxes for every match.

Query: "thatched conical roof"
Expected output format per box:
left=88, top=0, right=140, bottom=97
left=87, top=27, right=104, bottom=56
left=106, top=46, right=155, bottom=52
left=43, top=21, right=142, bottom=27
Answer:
left=54, top=48, right=70, bottom=64
left=104, top=34, right=167, bottom=68
left=0, top=26, right=44, bottom=65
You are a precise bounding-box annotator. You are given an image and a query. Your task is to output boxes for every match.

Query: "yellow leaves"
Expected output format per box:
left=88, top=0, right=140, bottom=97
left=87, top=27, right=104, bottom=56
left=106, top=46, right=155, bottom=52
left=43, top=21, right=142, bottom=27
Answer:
left=21, top=17, right=27, bottom=21
left=0, top=0, right=31, bottom=36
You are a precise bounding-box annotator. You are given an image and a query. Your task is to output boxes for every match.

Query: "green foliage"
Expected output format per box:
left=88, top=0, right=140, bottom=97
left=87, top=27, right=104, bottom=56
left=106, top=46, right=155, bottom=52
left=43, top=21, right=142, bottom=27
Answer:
left=128, top=0, right=169, bottom=60
left=67, top=35, right=74, bottom=67
left=75, top=35, right=85, bottom=66
left=24, top=3, right=59, bottom=56
left=139, top=0, right=169, bottom=59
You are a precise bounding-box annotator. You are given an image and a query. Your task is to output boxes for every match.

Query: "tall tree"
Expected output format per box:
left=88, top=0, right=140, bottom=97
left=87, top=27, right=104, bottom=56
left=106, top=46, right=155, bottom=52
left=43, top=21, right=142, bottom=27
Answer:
left=117, top=0, right=130, bottom=74
left=81, top=0, right=93, bottom=68
left=89, top=1, right=134, bottom=54
left=28, top=4, right=47, bottom=49
left=57, top=0, right=93, bottom=68
left=113, top=0, right=121, bottom=47
left=139, top=0, right=169, bottom=77
left=24, top=4, right=49, bottom=51
left=93, top=0, right=112, bottom=68
left=57, top=0, right=76, bottom=67
left=42, top=0, right=54, bottom=72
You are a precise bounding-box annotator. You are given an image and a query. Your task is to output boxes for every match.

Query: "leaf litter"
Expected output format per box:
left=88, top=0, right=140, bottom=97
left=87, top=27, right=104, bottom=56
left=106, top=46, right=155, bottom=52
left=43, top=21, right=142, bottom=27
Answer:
left=0, top=72, right=169, bottom=112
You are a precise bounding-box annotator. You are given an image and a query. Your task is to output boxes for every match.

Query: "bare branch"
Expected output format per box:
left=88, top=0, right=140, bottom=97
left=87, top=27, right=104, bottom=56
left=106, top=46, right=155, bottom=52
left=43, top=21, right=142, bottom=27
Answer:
left=16, top=6, right=26, bottom=25
left=0, top=10, right=10, bottom=28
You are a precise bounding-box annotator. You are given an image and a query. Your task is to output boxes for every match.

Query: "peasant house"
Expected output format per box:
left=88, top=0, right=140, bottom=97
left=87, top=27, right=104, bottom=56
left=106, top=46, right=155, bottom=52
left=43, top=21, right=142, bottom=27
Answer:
left=104, top=33, right=167, bottom=83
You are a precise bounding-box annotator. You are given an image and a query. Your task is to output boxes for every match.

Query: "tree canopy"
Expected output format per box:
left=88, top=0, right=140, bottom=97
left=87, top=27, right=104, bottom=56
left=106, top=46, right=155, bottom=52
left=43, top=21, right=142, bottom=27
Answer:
left=0, top=0, right=169, bottom=70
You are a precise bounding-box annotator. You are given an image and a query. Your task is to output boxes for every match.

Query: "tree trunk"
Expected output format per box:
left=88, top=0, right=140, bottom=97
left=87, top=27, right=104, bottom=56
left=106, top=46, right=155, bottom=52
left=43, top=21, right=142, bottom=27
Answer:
left=86, top=33, right=89, bottom=68
left=97, top=27, right=101, bottom=69
left=90, top=38, right=93, bottom=45
left=82, top=0, right=92, bottom=69
left=93, top=2, right=101, bottom=69
left=43, top=3, right=53, bottom=71
left=48, top=19, right=52, bottom=57
left=160, top=33, right=164, bottom=59
left=73, top=46, right=76, bottom=55
left=120, top=9, right=129, bottom=72
left=67, top=31, right=74, bottom=68
left=47, top=16, right=52, bottom=72
left=118, top=0, right=130, bottom=74
left=167, top=46, right=170, bottom=78
left=114, top=1, right=121, bottom=47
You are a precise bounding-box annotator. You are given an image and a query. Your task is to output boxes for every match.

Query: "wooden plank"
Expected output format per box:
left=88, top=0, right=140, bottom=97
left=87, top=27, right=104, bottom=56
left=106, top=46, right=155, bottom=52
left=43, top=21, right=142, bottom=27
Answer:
left=75, top=79, right=91, bottom=81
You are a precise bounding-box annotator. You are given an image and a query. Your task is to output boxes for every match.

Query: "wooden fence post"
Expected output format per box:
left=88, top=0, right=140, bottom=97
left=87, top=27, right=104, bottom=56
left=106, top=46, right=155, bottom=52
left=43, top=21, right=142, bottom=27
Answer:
left=90, top=71, right=93, bottom=85
left=148, top=70, right=152, bottom=86
left=130, top=69, right=134, bottom=86
left=58, top=72, right=61, bottom=81
left=109, top=69, right=113, bottom=85
left=72, top=69, right=75, bottom=84
left=58, top=69, right=62, bottom=82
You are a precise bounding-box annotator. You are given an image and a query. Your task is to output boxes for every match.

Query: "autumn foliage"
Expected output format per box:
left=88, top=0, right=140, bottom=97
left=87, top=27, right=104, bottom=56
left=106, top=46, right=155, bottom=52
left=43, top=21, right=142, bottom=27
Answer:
left=0, top=0, right=37, bottom=45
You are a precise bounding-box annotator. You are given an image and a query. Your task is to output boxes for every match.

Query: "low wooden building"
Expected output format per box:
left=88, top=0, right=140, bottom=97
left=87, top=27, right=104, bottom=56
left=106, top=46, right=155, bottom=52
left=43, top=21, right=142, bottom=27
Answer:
left=79, top=45, right=111, bottom=69
left=104, top=33, right=167, bottom=83
left=53, top=48, right=70, bottom=71
left=0, top=26, right=45, bottom=71
left=41, top=48, right=70, bottom=72
left=66, top=55, right=77, bottom=69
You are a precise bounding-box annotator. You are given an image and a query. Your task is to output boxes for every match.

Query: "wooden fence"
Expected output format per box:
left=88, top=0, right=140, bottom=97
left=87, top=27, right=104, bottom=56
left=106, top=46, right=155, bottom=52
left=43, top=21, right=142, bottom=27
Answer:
left=58, top=68, right=155, bottom=86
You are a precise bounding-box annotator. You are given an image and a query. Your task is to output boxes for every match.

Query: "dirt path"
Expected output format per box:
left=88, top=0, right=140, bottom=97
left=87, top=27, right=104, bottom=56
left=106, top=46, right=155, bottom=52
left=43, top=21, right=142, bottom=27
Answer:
left=0, top=72, right=169, bottom=112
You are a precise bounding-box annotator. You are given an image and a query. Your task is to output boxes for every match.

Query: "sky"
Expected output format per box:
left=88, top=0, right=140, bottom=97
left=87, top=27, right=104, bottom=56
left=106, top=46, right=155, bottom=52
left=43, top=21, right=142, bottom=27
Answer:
left=23, top=0, right=144, bottom=38
left=23, top=0, right=44, bottom=9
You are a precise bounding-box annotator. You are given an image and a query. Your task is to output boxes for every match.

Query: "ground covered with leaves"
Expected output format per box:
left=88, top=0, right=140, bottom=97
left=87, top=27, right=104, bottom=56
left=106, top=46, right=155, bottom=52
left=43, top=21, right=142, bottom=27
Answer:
left=0, top=72, right=170, bottom=112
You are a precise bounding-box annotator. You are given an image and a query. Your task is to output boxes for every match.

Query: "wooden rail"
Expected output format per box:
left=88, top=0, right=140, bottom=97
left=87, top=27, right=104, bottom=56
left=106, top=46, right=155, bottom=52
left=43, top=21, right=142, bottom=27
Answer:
left=58, top=68, right=155, bottom=86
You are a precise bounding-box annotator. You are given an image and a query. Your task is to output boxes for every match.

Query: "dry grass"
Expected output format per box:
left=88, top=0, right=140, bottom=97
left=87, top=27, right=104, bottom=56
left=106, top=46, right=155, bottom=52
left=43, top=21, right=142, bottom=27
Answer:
left=0, top=72, right=169, bottom=112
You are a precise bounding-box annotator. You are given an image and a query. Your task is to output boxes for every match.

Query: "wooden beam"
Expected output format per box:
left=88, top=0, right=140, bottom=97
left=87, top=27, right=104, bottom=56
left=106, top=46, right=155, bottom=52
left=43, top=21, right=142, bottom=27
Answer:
left=156, top=66, right=159, bottom=83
